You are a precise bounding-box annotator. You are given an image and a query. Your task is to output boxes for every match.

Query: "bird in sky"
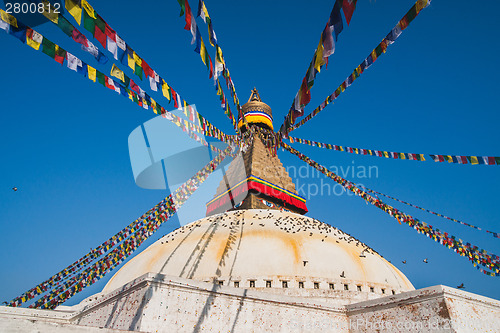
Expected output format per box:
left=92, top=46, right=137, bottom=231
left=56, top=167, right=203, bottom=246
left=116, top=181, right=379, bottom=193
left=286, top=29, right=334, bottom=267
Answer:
left=423, top=258, right=429, bottom=263
left=457, top=283, right=465, bottom=289
left=402, top=260, right=407, bottom=264
left=12, top=187, right=17, bottom=191
left=340, top=271, right=345, bottom=278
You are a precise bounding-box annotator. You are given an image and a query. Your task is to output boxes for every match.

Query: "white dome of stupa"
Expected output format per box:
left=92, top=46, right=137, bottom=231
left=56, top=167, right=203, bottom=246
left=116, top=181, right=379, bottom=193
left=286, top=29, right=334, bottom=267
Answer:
left=103, top=209, right=413, bottom=305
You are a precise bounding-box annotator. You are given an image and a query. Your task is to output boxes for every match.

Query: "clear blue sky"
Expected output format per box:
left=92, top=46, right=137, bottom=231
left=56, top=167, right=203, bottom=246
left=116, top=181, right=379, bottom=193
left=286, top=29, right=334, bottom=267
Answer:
left=0, top=0, right=499, bottom=305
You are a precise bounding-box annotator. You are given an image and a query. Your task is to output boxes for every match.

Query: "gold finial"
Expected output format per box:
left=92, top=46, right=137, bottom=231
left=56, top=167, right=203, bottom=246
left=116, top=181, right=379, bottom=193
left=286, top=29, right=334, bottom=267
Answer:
left=248, top=88, right=262, bottom=103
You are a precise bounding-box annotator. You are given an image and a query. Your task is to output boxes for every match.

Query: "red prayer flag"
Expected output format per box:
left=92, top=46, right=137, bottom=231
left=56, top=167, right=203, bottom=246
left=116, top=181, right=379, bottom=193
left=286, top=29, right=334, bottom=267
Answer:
left=104, top=23, right=116, bottom=41
left=54, top=47, right=66, bottom=65
left=487, top=156, right=496, bottom=165
left=342, top=0, right=357, bottom=25
left=183, top=0, right=193, bottom=30
left=171, top=89, right=178, bottom=108
left=72, top=29, right=88, bottom=47
left=94, top=26, right=107, bottom=48
left=142, top=60, right=154, bottom=78
left=130, top=80, right=140, bottom=94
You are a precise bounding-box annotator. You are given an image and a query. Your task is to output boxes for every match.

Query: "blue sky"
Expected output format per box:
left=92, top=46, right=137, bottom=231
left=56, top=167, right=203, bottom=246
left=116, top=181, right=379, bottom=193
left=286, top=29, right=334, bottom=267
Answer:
left=0, top=0, right=499, bottom=305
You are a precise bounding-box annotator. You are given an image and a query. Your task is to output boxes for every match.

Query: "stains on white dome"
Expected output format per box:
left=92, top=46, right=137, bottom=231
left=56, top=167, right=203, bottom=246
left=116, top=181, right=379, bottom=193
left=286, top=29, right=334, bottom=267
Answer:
left=103, top=210, right=413, bottom=303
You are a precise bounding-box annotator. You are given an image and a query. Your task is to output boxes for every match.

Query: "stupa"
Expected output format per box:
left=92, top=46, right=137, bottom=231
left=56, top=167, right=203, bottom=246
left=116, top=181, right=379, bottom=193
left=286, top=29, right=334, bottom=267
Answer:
left=1, top=90, right=499, bottom=332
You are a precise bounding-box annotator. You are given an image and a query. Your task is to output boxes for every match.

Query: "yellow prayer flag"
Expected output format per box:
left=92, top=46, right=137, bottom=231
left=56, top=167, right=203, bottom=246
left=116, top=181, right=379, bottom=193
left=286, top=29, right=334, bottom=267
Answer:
left=0, top=9, right=17, bottom=28
left=383, top=151, right=389, bottom=158
left=216, top=81, right=222, bottom=96
left=314, top=39, right=325, bottom=72
left=110, top=64, right=125, bottom=82
left=470, top=156, right=479, bottom=165
left=87, top=65, right=97, bottom=82
left=200, top=40, right=208, bottom=66
left=133, top=52, right=142, bottom=66
left=162, top=82, right=171, bottom=100
left=26, top=31, right=41, bottom=50
left=216, top=45, right=225, bottom=65
left=81, top=0, right=96, bottom=19
left=419, top=154, right=425, bottom=161
left=371, top=49, right=378, bottom=62
left=127, top=53, right=135, bottom=70
left=399, top=153, right=405, bottom=159
left=151, top=98, right=157, bottom=112
left=42, top=1, right=58, bottom=24
left=445, top=155, right=453, bottom=163
left=415, top=0, right=429, bottom=14
left=65, top=0, right=82, bottom=25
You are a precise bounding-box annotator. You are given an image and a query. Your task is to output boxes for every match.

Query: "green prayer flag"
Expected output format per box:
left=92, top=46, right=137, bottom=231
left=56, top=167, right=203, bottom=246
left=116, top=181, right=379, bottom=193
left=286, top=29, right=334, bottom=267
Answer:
left=123, top=75, right=130, bottom=88
left=41, top=38, right=56, bottom=58
left=176, top=0, right=185, bottom=16
left=405, top=5, right=417, bottom=23
left=83, top=9, right=95, bottom=35
left=375, top=44, right=384, bottom=56
left=134, top=63, right=143, bottom=80
left=95, top=14, right=105, bottom=33
left=57, top=16, right=74, bottom=37
left=495, top=157, right=500, bottom=165
left=96, top=70, right=105, bottom=86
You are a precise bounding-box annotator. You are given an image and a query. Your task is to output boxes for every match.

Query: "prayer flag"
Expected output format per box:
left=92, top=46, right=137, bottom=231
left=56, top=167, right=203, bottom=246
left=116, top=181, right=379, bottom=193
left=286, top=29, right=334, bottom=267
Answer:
left=57, top=16, right=74, bottom=37
left=54, top=45, right=66, bottom=65
left=386, top=24, right=402, bottom=45
left=107, top=36, right=117, bottom=59
left=330, top=0, right=343, bottom=41
left=142, top=60, right=153, bottom=78
left=94, top=15, right=107, bottom=48
left=67, top=52, right=80, bottom=71
left=162, top=80, right=171, bottom=100
left=314, top=39, right=325, bottom=72
left=65, top=0, right=82, bottom=25
left=342, top=0, right=357, bottom=25
left=42, top=37, right=56, bottom=59
left=72, top=28, right=88, bottom=47
left=41, top=1, right=58, bottom=24
left=82, top=0, right=96, bottom=19
left=77, top=62, right=87, bottom=76
left=0, top=16, right=8, bottom=32
left=8, top=21, right=26, bottom=43
left=87, top=65, right=96, bottom=82
left=110, top=64, right=125, bottom=82
left=133, top=52, right=143, bottom=79
left=26, top=28, right=42, bottom=50
left=0, top=9, right=17, bottom=28
left=130, top=80, right=140, bottom=94
left=83, top=8, right=95, bottom=35
left=96, top=70, right=106, bottom=86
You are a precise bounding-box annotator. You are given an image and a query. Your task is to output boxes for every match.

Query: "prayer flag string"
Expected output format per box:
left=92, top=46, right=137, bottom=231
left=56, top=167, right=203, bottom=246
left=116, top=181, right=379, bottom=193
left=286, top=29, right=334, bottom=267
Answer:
left=9, top=144, right=235, bottom=308
left=178, top=0, right=246, bottom=133
left=282, top=142, right=500, bottom=277
left=288, top=0, right=431, bottom=133
left=364, top=189, right=500, bottom=239
left=0, top=12, right=236, bottom=146
left=288, top=136, right=500, bottom=166
left=280, top=0, right=358, bottom=135
left=50, top=0, right=230, bottom=139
